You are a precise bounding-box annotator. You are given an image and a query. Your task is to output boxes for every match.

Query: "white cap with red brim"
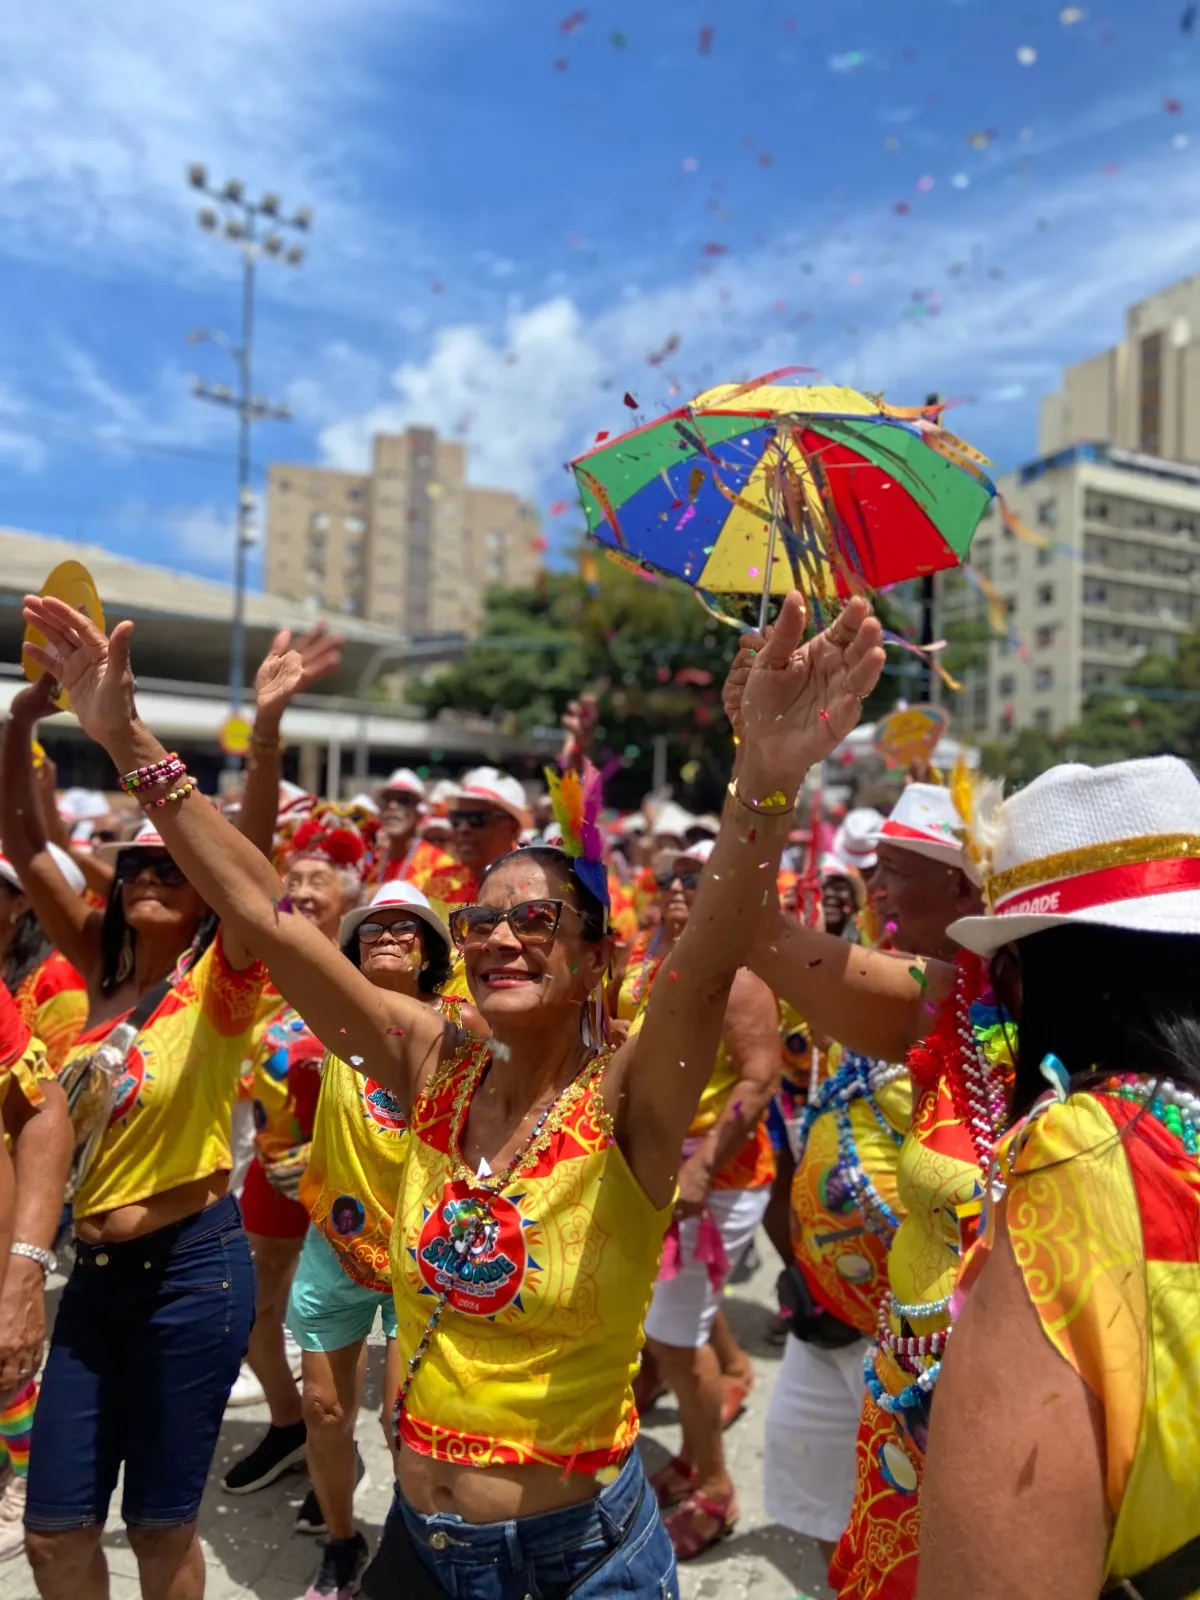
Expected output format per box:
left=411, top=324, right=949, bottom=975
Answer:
left=338, top=879, right=451, bottom=955
left=869, top=784, right=969, bottom=876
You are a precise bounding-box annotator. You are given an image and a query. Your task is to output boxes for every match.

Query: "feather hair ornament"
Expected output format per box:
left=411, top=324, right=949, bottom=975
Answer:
left=950, top=754, right=1006, bottom=884
left=544, top=760, right=610, bottom=907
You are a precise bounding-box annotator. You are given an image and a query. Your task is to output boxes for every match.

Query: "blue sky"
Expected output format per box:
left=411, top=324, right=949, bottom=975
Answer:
left=0, top=0, right=1196, bottom=586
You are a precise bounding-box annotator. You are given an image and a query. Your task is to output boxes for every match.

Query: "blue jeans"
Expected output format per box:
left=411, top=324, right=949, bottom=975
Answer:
left=26, top=1194, right=255, bottom=1531
left=396, top=1449, right=679, bottom=1599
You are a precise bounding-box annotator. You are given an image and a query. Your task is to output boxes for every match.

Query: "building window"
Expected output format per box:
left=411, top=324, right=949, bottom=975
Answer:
left=1036, top=624, right=1056, bottom=649
left=1034, top=709, right=1052, bottom=731
left=487, top=558, right=504, bottom=578
left=1139, top=330, right=1162, bottom=455
left=277, top=477, right=291, bottom=493
left=348, top=487, right=364, bottom=503
left=1035, top=667, right=1054, bottom=691
left=998, top=675, right=1016, bottom=697
left=1036, top=499, right=1058, bottom=528
left=1037, top=546, right=1055, bottom=567
left=1000, top=554, right=1017, bottom=578
left=486, top=532, right=504, bottom=550
left=1086, top=493, right=1110, bottom=522
left=344, top=515, right=366, bottom=535
left=1085, top=581, right=1108, bottom=605
left=310, top=512, right=330, bottom=533
left=1037, top=584, right=1055, bottom=606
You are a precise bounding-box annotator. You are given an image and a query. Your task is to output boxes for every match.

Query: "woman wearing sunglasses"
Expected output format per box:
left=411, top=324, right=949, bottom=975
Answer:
left=618, top=842, right=781, bottom=1560
left=0, top=675, right=265, bottom=1600
left=21, top=586, right=885, bottom=1600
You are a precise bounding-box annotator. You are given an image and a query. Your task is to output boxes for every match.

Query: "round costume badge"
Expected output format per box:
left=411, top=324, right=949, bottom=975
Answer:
left=330, top=1195, right=366, bottom=1238
left=110, top=1045, right=146, bottom=1123
left=416, top=1182, right=527, bottom=1317
left=879, top=1437, right=919, bottom=1494
left=362, top=1078, right=406, bottom=1132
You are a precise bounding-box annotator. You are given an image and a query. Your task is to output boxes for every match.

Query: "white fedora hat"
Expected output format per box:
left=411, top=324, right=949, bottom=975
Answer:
left=339, top=879, right=451, bottom=956
left=379, top=768, right=426, bottom=801
left=451, top=768, right=528, bottom=827
left=94, top=819, right=170, bottom=866
left=870, top=783, right=970, bottom=876
left=833, top=807, right=884, bottom=872
left=948, top=755, right=1200, bottom=956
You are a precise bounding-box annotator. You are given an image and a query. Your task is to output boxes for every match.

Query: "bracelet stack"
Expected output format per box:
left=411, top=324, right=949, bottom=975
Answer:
left=120, top=755, right=197, bottom=810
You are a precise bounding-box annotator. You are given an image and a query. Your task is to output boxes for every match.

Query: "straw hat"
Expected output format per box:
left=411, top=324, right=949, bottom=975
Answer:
left=870, top=783, right=969, bottom=875
left=948, top=755, right=1200, bottom=955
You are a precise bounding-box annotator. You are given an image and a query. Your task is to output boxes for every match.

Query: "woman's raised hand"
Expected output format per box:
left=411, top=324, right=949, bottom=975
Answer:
left=735, top=591, right=884, bottom=794
left=21, top=597, right=137, bottom=752
left=254, top=622, right=344, bottom=733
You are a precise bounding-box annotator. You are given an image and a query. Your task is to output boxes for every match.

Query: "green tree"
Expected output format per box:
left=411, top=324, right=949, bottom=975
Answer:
left=408, top=551, right=902, bottom=808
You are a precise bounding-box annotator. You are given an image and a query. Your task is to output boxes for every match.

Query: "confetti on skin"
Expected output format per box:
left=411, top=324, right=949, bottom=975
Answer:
left=350, top=1055, right=364, bottom=1067
left=386, top=1027, right=406, bottom=1037
left=908, top=965, right=929, bottom=991
left=492, top=1041, right=512, bottom=1062
left=807, top=959, right=822, bottom=968
left=668, top=971, right=679, bottom=982
left=818, top=708, right=830, bottom=723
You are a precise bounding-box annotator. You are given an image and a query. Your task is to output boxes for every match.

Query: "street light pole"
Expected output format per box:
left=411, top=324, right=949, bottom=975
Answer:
left=185, top=164, right=312, bottom=744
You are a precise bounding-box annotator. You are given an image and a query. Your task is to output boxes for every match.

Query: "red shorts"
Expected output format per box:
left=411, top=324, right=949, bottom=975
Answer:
left=240, top=1156, right=309, bottom=1240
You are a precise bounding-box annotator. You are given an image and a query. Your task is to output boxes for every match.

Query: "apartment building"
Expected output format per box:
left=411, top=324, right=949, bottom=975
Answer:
left=265, top=427, right=543, bottom=637
left=955, top=444, right=1200, bottom=739
left=1039, top=273, right=1200, bottom=465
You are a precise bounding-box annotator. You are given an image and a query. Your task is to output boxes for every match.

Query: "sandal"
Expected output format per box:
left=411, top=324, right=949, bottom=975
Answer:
left=719, top=1373, right=755, bottom=1430
left=665, top=1487, right=740, bottom=1561
left=650, top=1456, right=695, bottom=1509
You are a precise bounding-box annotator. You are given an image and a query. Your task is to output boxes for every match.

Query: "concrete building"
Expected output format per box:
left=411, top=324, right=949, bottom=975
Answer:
left=1039, top=273, right=1200, bottom=464
left=955, top=445, right=1200, bottom=739
left=264, top=427, right=543, bottom=637
left=0, top=527, right=556, bottom=794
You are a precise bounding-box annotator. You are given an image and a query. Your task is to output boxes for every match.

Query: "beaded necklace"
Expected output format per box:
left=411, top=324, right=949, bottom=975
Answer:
left=394, top=1042, right=606, bottom=1416
left=1095, top=1074, right=1200, bottom=1155
left=795, top=1051, right=907, bottom=1241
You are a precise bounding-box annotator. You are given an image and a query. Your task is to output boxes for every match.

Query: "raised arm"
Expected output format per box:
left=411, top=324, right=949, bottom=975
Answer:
left=612, top=591, right=886, bottom=1198
left=0, top=678, right=103, bottom=981
left=723, top=628, right=954, bottom=1061
left=239, top=624, right=342, bottom=859
left=20, top=601, right=446, bottom=1110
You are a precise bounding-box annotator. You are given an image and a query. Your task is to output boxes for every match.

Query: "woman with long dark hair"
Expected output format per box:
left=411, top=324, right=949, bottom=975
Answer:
left=22, top=584, right=885, bottom=1600
left=1, top=676, right=264, bottom=1600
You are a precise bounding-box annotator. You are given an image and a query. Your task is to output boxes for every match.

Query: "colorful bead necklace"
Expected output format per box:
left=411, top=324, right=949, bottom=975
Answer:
left=796, top=1050, right=907, bottom=1242
left=1100, top=1073, right=1200, bottom=1155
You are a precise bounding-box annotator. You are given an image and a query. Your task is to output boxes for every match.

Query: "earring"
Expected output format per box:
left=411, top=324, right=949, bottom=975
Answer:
left=420, top=961, right=429, bottom=971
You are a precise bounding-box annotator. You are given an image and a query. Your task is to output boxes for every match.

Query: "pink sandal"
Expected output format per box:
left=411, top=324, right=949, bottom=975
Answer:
left=665, top=1487, right=740, bottom=1561
left=650, top=1456, right=695, bottom=1509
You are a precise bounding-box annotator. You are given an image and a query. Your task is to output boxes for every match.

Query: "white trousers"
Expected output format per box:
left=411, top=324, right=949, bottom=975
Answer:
left=643, top=1186, right=770, bottom=1349
left=763, top=1331, right=869, bottom=1543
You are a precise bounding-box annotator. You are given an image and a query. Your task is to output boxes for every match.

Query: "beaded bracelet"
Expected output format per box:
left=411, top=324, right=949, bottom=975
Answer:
left=142, top=777, right=197, bottom=811
left=120, top=755, right=184, bottom=795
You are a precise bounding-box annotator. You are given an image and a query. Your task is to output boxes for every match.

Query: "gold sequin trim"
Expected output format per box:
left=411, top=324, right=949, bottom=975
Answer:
left=447, top=1043, right=615, bottom=1191
left=985, top=833, right=1200, bottom=910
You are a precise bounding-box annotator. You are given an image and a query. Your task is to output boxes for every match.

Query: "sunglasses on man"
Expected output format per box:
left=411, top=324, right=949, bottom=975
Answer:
left=449, top=809, right=509, bottom=832
left=654, top=868, right=702, bottom=891
left=115, top=854, right=188, bottom=888
left=357, top=917, right=423, bottom=944
left=448, top=898, right=581, bottom=951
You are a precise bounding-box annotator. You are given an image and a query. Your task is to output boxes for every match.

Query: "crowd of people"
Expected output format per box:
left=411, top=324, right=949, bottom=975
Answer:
left=0, top=589, right=1193, bottom=1600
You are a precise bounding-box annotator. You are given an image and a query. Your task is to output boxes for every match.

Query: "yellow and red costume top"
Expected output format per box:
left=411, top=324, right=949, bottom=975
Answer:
left=14, top=951, right=88, bottom=1074
left=968, top=1085, right=1200, bottom=1594
left=0, top=975, right=56, bottom=1114
left=391, top=1041, right=671, bottom=1473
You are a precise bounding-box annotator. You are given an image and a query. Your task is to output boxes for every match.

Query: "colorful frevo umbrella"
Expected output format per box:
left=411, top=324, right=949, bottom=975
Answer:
left=570, top=371, right=997, bottom=633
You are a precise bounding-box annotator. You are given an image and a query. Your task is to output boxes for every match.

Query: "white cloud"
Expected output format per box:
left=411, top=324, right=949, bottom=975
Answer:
left=312, top=135, right=1200, bottom=507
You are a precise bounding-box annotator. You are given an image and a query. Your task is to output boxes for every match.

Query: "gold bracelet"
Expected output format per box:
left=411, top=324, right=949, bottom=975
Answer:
left=251, top=732, right=283, bottom=753
left=726, top=779, right=794, bottom=818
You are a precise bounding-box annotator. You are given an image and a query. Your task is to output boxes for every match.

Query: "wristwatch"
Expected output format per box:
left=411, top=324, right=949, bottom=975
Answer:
left=10, top=1243, right=56, bottom=1275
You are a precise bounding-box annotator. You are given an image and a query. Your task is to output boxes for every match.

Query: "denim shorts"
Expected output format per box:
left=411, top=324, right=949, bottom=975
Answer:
left=26, top=1193, right=254, bottom=1532
left=391, top=1448, right=679, bottom=1599
left=287, top=1224, right=397, bottom=1352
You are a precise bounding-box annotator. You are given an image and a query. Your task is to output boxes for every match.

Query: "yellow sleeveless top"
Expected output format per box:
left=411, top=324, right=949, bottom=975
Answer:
left=977, top=1088, right=1200, bottom=1593
left=391, top=1041, right=672, bottom=1474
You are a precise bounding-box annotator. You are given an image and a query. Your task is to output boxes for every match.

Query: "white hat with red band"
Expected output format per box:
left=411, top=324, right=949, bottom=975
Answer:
left=380, top=768, right=426, bottom=801
left=94, top=819, right=169, bottom=865
left=450, top=768, right=528, bottom=826
left=0, top=844, right=86, bottom=898
left=948, top=755, right=1200, bottom=955
left=832, top=807, right=884, bottom=872
left=870, top=783, right=968, bottom=875
left=338, top=878, right=451, bottom=954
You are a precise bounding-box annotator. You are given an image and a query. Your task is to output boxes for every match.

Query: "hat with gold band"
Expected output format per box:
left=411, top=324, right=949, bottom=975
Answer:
left=947, top=756, right=1200, bottom=955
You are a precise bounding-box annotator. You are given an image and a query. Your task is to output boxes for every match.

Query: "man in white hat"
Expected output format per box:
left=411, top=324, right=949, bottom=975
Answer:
left=760, top=782, right=981, bottom=1562
left=373, top=769, right=449, bottom=889
left=408, top=767, right=528, bottom=923
left=831, top=806, right=885, bottom=877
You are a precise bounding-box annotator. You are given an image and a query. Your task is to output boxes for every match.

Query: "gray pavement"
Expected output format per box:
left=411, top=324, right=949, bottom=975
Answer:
left=0, top=1243, right=831, bottom=1600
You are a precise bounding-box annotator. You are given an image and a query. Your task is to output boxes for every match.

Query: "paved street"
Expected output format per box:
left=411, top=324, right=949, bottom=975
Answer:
left=0, top=1245, right=831, bottom=1600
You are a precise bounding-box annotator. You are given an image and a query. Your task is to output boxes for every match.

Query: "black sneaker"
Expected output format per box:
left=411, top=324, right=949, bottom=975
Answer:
left=304, top=1532, right=369, bottom=1600
left=294, top=1452, right=366, bottom=1535
left=221, top=1421, right=308, bottom=1494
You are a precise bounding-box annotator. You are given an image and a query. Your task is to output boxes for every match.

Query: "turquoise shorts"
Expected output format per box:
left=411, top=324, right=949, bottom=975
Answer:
left=286, top=1225, right=397, bottom=1352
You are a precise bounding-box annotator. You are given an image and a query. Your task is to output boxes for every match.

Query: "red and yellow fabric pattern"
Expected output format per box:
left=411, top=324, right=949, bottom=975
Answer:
left=977, top=1088, right=1200, bottom=1593
left=14, top=952, right=88, bottom=1074
left=392, top=1042, right=671, bottom=1473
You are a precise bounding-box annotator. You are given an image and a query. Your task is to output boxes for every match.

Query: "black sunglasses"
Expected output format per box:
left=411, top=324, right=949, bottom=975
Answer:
left=116, top=854, right=188, bottom=888
left=655, top=868, right=701, bottom=891
left=357, top=917, right=422, bottom=944
left=449, top=809, right=507, bottom=831
left=448, top=898, right=579, bottom=951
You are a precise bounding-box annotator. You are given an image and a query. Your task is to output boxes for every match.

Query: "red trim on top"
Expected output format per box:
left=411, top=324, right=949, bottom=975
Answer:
left=992, top=856, right=1200, bottom=920
left=880, top=819, right=958, bottom=851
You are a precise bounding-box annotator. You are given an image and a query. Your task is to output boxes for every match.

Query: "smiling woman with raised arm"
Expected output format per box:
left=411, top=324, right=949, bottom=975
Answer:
left=23, top=586, right=885, bottom=1600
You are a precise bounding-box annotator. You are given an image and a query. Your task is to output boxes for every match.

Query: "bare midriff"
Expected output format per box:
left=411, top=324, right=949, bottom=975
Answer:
left=398, top=1441, right=605, bottom=1522
left=74, top=1169, right=231, bottom=1245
